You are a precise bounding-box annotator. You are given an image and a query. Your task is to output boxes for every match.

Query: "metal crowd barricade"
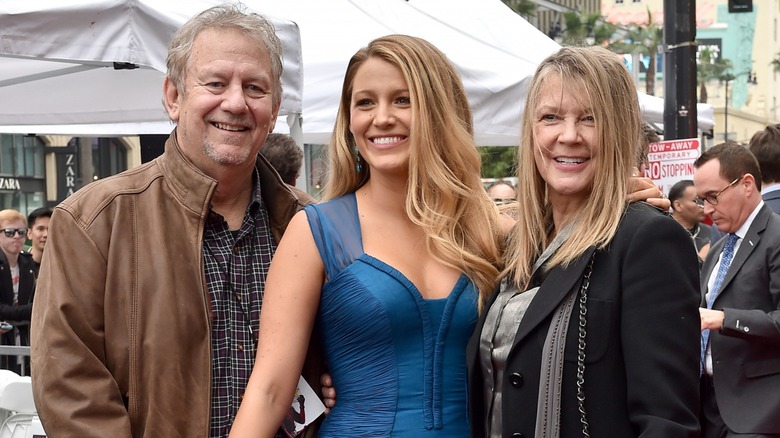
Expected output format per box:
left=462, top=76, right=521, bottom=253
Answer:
left=0, top=347, right=30, bottom=377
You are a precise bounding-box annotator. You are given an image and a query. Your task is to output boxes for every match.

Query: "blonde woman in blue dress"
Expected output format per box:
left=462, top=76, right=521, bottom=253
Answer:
left=230, top=34, right=503, bottom=437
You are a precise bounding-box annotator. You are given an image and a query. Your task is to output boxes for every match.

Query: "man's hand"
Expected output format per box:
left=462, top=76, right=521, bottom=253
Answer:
left=320, top=373, right=335, bottom=413
left=700, top=308, right=725, bottom=331
left=628, top=170, right=670, bottom=210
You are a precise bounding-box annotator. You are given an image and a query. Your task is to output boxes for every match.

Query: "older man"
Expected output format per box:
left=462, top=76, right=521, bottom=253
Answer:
left=31, top=5, right=316, bottom=437
left=694, top=142, right=780, bottom=437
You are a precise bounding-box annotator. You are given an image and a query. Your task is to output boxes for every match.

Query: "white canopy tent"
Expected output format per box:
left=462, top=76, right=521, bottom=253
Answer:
left=638, top=94, right=715, bottom=136
left=0, top=0, right=304, bottom=138
left=0, top=0, right=714, bottom=145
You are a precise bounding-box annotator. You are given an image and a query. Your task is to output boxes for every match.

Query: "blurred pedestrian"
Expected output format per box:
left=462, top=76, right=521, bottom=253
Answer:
left=261, top=133, right=304, bottom=186
left=748, top=123, right=780, bottom=213
left=669, top=179, right=713, bottom=260
left=638, top=122, right=660, bottom=175
left=25, top=207, right=51, bottom=278
left=486, top=180, right=516, bottom=205
left=0, top=209, right=35, bottom=375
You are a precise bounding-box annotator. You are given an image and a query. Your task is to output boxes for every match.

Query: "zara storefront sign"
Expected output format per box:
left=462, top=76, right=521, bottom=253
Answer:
left=63, top=153, right=77, bottom=196
left=54, top=147, right=79, bottom=201
left=0, top=178, right=21, bottom=191
left=643, top=138, right=701, bottom=195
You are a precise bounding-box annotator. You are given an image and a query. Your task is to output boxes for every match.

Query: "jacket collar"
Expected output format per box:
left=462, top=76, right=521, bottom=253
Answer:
left=157, top=129, right=308, bottom=243
left=511, top=246, right=597, bottom=350
left=157, top=129, right=218, bottom=217
left=705, top=203, right=772, bottom=302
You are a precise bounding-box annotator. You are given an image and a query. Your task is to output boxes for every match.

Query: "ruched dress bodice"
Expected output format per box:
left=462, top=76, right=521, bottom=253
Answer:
left=305, top=193, right=476, bottom=437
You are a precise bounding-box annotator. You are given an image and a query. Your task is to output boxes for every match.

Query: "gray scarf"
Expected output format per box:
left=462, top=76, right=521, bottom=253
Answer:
left=532, top=222, right=588, bottom=438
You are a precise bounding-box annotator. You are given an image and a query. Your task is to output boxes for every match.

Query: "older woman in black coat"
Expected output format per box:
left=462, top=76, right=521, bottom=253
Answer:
left=467, top=46, right=701, bottom=437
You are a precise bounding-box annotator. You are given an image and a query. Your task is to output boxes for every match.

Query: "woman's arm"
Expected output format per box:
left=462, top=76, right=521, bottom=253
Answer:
left=230, top=211, right=325, bottom=437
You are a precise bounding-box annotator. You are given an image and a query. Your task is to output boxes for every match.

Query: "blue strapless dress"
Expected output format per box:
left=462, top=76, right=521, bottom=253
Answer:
left=305, top=193, right=476, bottom=437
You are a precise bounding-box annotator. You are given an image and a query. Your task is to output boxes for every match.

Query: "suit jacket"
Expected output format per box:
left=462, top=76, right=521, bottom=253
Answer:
left=468, top=203, right=701, bottom=437
left=762, top=189, right=780, bottom=214
left=701, top=203, right=780, bottom=434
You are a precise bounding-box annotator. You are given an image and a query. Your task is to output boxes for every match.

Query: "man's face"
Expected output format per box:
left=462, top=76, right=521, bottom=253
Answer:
left=0, top=220, right=26, bottom=257
left=674, top=186, right=705, bottom=225
left=694, top=159, right=747, bottom=233
left=27, top=215, right=49, bottom=253
left=163, top=28, right=280, bottom=178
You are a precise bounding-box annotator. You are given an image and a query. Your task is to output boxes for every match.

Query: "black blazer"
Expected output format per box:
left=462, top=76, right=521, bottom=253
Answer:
left=0, top=250, right=36, bottom=346
left=468, top=203, right=701, bottom=437
left=701, top=204, right=780, bottom=434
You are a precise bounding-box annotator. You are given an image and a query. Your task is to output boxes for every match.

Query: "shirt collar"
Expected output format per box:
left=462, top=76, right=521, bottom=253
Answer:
left=761, top=182, right=780, bottom=195
left=734, top=200, right=765, bottom=239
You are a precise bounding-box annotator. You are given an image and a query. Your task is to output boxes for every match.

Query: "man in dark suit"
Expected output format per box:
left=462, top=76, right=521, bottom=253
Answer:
left=694, top=142, right=780, bottom=437
left=748, top=124, right=780, bottom=214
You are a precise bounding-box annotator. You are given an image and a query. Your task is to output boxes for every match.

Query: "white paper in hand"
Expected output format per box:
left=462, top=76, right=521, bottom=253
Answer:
left=280, top=376, right=326, bottom=437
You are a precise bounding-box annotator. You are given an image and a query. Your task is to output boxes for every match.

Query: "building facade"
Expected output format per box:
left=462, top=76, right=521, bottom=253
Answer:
left=602, top=0, right=780, bottom=144
left=0, top=133, right=140, bottom=219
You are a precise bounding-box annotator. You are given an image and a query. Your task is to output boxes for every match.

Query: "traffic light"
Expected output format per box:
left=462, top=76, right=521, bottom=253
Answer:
left=728, top=0, right=753, bottom=13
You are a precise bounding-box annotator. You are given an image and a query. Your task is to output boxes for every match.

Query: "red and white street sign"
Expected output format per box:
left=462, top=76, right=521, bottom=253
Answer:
left=643, top=138, right=701, bottom=195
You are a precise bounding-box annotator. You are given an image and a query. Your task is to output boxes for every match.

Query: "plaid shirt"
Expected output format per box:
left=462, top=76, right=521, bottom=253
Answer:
left=203, top=173, right=280, bottom=438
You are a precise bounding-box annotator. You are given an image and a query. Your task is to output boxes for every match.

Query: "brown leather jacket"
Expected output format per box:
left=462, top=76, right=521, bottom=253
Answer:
left=31, top=131, right=317, bottom=437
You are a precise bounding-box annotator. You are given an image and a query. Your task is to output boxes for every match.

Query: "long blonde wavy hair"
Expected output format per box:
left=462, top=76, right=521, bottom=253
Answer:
left=323, top=35, right=502, bottom=306
left=504, top=46, right=642, bottom=289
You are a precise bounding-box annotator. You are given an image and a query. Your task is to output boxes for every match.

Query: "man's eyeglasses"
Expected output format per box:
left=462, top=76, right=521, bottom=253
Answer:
left=492, top=198, right=516, bottom=206
left=695, top=176, right=743, bottom=206
left=2, top=228, right=27, bottom=238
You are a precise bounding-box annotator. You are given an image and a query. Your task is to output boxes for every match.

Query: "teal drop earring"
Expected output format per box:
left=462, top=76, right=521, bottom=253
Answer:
left=354, top=146, right=362, bottom=173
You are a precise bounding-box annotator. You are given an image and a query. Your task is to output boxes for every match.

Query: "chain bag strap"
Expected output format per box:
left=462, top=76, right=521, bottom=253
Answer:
left=534, top=251, right=595, bottom=438
left=575, top=254, right=595, bottom=437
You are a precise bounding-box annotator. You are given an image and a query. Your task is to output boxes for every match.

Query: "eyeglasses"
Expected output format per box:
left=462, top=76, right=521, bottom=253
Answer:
left=492, top=198, right=516, bottom=206
left=695, top=176, right=743, bottom=206
left=2, top=228, right=27, bottom=238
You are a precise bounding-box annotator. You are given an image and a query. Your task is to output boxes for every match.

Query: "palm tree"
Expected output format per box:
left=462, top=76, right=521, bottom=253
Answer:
left=697, top=48, right=732, bottom=103
left=557, top=12, right=617, bottom=46
left=609, top=8, right=663, bottom=95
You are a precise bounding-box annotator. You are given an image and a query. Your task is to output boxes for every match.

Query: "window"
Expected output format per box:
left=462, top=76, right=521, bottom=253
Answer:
left=0, top=134, right=44, bottom=177
left=0, top=135, right=45, bottom=212
left=93, top=137, right=128, bottom=179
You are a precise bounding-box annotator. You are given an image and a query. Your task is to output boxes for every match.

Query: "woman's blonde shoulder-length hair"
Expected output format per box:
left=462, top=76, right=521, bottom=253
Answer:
left=323, top=34, right=502, bottom=306
left=505, top=45, right=642, bottom=289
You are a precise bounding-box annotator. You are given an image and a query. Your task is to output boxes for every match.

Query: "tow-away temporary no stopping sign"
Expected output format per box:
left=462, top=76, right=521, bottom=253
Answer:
left=644, top=138, right=701, bottom=195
